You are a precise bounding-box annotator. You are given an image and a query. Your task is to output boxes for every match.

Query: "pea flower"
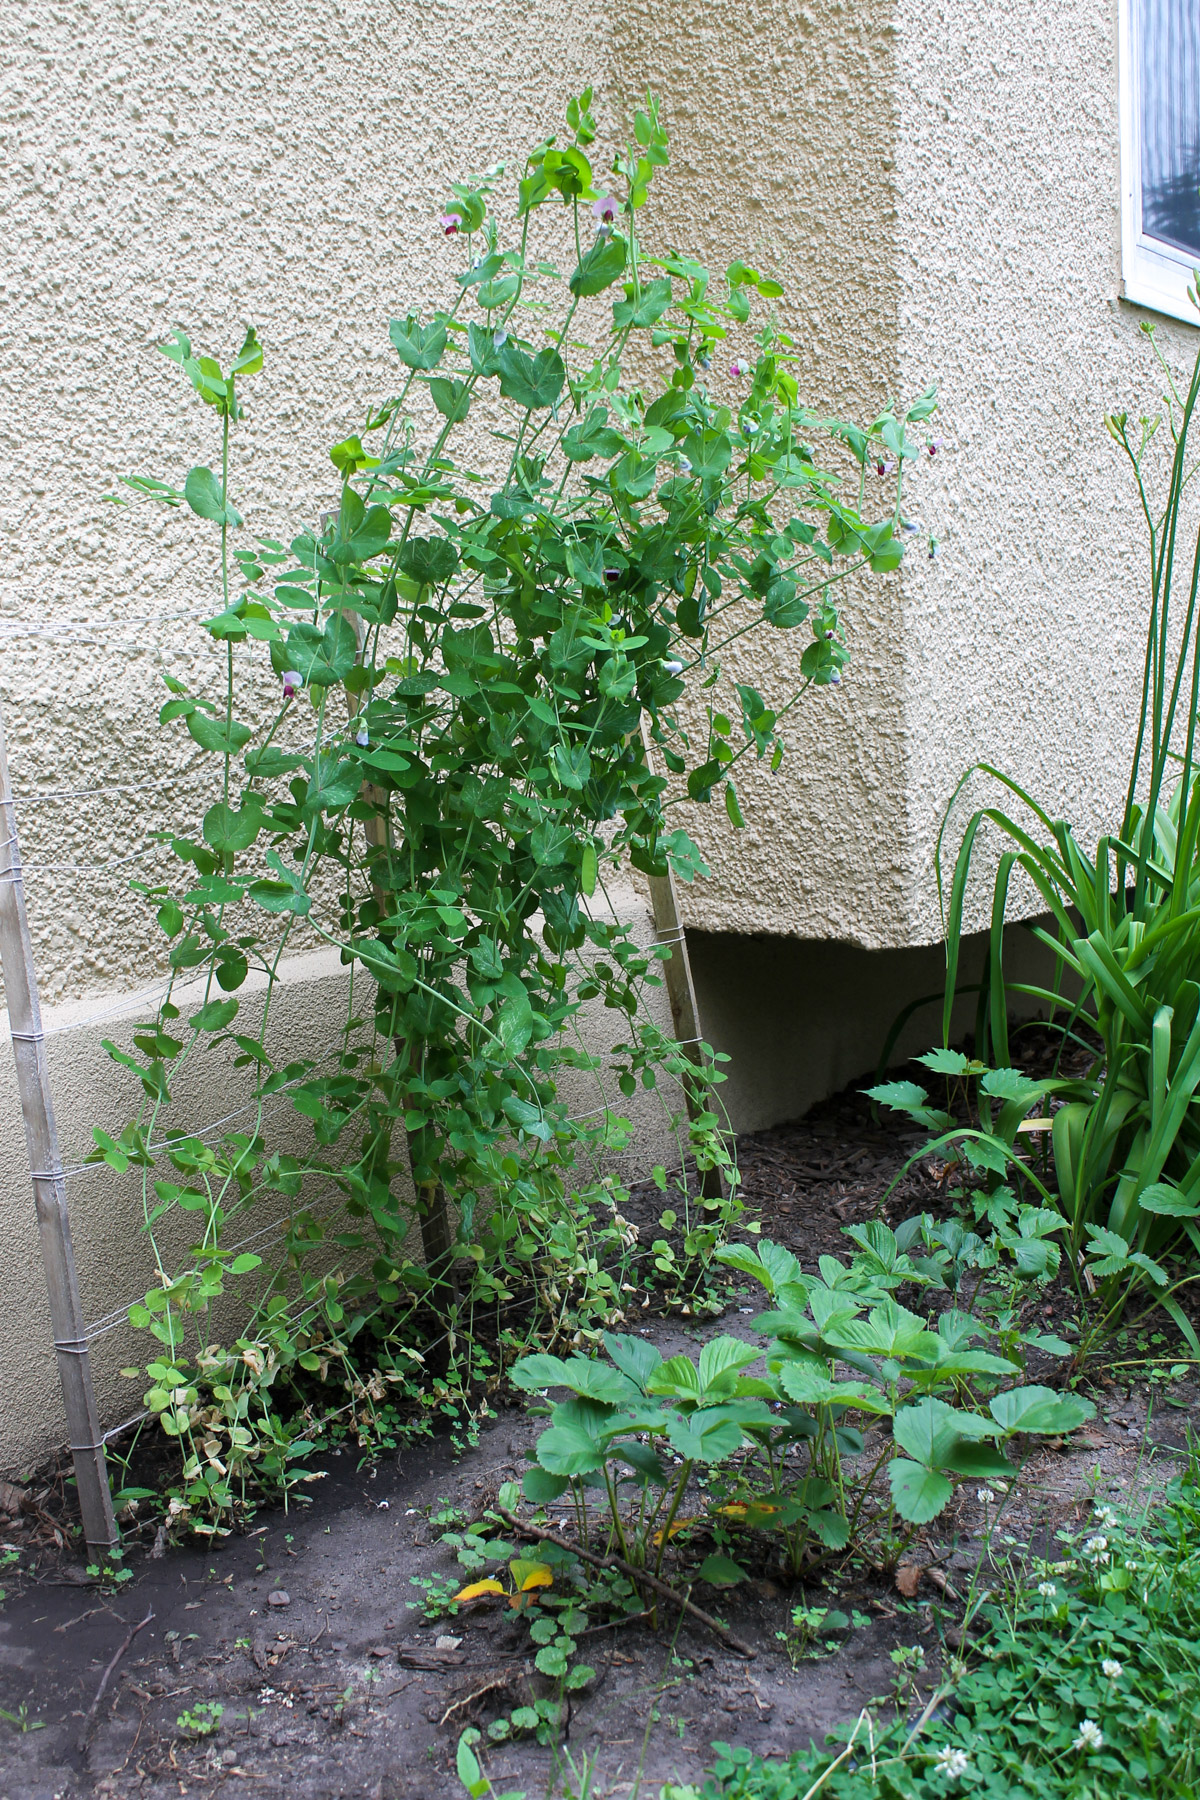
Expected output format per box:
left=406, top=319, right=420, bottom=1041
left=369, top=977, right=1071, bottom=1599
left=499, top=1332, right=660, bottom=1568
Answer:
left=356, top=726, right=369, bottom=747
left=282, top=670, right=301, bottom=699
left=592, top=193, right=618, bottom=226
left=1072, top=1719, right=1104, bottom=1752
left=438, top=212, right=460, bottom=236
left=927, top=436, right=944, bottom=456
left=932, top=1746, right=971, bottom=1780
left=876, top=458, right=896, bottom=476
left=730, top=358, right=749, bottom=378
left=1101, top=1658, right=1123, bottom=1680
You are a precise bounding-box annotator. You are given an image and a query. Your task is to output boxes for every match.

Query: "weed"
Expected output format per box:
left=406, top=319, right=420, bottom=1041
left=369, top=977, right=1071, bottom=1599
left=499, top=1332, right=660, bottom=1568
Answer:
left=0, top=1703, right=45, bottom=1733
left=177, top=1700, right=224, bottom=1738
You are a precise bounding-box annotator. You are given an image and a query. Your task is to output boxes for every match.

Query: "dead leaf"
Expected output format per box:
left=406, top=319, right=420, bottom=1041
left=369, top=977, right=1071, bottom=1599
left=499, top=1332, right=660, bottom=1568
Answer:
left=451, top=1578, right=505, bottom=1603
left=894, top=1564, right=922, bottom=1598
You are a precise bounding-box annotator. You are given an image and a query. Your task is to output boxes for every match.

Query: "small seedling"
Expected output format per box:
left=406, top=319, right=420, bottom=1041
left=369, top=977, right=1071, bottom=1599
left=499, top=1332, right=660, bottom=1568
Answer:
left=0, top=1702, right=45, bottom=1733
left=177, top=1700, right=224, bottom=1737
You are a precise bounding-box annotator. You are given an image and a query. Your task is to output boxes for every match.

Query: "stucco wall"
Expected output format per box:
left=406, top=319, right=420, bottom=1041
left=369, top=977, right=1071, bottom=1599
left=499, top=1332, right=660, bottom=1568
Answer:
left=893, top=0, right=1200, bottom=942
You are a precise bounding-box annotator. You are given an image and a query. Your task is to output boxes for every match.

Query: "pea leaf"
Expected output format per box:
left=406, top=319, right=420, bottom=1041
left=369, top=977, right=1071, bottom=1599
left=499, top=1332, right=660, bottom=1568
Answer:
left=569, top=232, right=627, bottom=297
left=496, top=343, right=566, bottom=410
left=389, top=313, right=447, bottom=371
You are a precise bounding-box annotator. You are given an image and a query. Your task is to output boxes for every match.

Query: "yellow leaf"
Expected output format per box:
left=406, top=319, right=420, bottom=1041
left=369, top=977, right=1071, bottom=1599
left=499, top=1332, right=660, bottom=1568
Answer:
left=451, top=1578, right=505, bottom=1603
left=651, top=1516, right=697, bottom=1546
left=511, top=1559, right=553, bottom=1592
left=715, top=1502, right=748, bottom=1519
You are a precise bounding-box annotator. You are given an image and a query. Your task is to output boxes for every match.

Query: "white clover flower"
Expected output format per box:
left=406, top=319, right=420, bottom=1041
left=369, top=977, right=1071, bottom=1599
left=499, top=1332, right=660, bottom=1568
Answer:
left=1101, top=1658, right=1123, bottom=1680
left=932, top=1745, right=971, bottom=1780
left=1083, top=1535, right=1109, bottom=1563
left=1124, top=1558, right=1138, bottom=1571
left=1037, top=1581, right=1057, bottom=1598
left=1094, top=1505, right=1117, bottom=1527
left=1072, top=1719, right=1104, bottom=1752
left=976, top=1486, right=996, bottom=1505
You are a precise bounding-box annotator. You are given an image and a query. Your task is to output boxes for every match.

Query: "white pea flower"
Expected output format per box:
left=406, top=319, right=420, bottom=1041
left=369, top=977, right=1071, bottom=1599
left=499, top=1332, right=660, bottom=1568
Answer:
left=932, top=1745, right=971, bottom=1779
left=1101, top=1658, right=1123, bottom=1680
left=1072, top=1719, right=1104, bottom=1752
left=1037, top=1581, right=1057, bottom=1598
left=356, top=726, right=369, bottom=746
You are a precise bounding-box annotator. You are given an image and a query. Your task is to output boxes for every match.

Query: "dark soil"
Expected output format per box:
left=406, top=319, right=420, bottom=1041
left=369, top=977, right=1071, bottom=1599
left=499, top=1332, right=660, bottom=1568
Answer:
left=1, top=1058, right=1195, bottom=1800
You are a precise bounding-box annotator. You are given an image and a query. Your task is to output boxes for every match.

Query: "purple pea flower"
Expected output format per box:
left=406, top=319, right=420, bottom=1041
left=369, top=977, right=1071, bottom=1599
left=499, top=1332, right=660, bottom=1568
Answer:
left=876, top=458, right=896, bottom=477
left=927, top=437, right=944, bottom=457
left=282, top=670, right=301, bottom=700
left=438, top=212, right=460, bottom=237
left=592, top=194, right=618, bottom=226
left=730, top=358, right=749, bottom=378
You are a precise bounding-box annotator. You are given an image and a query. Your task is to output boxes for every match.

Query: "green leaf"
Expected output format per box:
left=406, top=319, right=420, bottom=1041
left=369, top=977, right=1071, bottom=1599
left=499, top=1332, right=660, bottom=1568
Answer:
left=989, top=1385, right=1096, bottom=1436
left=356, top=938, right=418, bottom=992
left=229, top=1253, right=263, bottom=1275
left=679, top=429, right=730, bottom=481
left=569, top=232, right=627, bottom=297
left=561, top=409, right=626, bottom=462
left=915, top=1046, right=972, bottom=1075
left=398, top=537, right=460, bottom=585
left=429, top=377, right=472, bottom=424
left=522, top=1467, right=570, bottom=1504
left=697, top=1335, right=760, bottom=1394
left=184, top=465, right=240, bottom=526
left=613, top=278, right=673, bottom=330
left=695, top=1554, right=747, bottom=1588
left=190, top=998, right=238, bottom=1033
left=1138, top=1182, right=1200, bottom=1217
left=187, top=712, right=253, bottom=755
left=888, top=1459, right=953, bottom=1523
left=664, top=1408, right=744, bottom=1464
left=202, top=800, right=264, bottom=856
left=536, top=1423, right=604, bottom=1476
left=389, top=313, right=447, bottom=371
left=285, top=617, right=360, bottom=689
left=496, top=342, right=566, bottom=410
left=231, top=326, right=263, bottom=376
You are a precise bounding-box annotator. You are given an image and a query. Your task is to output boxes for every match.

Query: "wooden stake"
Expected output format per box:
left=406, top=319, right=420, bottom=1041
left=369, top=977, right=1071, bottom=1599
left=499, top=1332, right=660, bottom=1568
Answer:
left=0, top=704, right=118, bottom=1553
left=640, top=722, right=724, bottom=1197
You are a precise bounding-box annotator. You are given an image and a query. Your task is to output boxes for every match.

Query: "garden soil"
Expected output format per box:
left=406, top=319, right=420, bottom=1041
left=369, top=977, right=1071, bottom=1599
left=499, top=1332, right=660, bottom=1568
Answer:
left=1, top=1070, right=1194, bottom=1800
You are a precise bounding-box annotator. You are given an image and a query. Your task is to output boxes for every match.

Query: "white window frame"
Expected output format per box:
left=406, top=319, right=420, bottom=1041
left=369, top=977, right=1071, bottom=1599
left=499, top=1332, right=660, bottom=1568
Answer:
left=1119, top=0, right=1200, bottom=328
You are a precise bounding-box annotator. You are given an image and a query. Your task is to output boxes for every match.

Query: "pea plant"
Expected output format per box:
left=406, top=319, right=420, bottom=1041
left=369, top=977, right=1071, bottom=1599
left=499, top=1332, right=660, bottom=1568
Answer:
left=102, top=88, right=933, bottom=1530
left=509, top=1227, right=1094, bottom=1581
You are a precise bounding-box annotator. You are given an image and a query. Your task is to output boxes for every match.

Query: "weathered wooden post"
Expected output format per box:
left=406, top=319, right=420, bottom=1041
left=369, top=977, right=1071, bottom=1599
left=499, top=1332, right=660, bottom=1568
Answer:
left=0, top=703, right=118, bottom=1554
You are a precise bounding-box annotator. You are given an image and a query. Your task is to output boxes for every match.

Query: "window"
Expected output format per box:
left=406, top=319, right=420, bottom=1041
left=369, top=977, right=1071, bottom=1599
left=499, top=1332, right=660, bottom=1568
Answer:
left=1120, top=0, right=1200, bottom=325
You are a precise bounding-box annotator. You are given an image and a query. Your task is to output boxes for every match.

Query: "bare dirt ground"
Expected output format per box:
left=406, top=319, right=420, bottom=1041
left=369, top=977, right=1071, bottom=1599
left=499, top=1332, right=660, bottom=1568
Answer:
left=1, top=1070, right=1194, bottom=1800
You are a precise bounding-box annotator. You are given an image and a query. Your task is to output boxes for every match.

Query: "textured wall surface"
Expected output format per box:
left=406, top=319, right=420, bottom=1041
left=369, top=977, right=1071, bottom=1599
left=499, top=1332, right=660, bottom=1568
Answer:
left=892, top=0, right=1200, bottom=941
left=0, top=0, right=611, bottom=1006
left=611, top=0, right=913, bottom=946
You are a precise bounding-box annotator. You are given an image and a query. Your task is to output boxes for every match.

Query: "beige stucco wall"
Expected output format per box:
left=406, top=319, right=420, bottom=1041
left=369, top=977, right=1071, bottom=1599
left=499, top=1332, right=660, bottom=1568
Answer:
left=893, top=0, right=1200, bottom=942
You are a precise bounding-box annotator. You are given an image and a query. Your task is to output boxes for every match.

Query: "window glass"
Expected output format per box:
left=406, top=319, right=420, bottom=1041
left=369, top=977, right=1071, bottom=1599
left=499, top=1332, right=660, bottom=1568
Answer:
left=1140, top=0, right=1200, bottom=259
